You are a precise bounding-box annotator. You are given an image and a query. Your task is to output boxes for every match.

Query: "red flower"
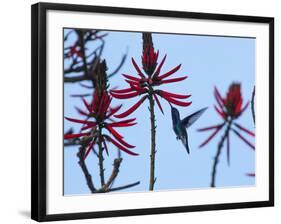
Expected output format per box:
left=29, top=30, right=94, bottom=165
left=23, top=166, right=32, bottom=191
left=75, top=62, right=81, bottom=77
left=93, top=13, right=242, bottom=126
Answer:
left=198, top=83, right=255, bottom=165
left=110, top=46, right=191, bottom=117
left=68, top=45, right=83, bottom=58
left=142, top=46, right=159, bottom=76
left=64, top=90, right=138, bottom=159
left=214, top=83, right=249, bottom=119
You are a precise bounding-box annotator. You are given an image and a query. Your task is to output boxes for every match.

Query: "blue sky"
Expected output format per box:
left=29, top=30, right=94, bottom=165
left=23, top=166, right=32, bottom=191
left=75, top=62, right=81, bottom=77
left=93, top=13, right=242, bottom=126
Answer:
left=64, top=29, right=255, bottom=195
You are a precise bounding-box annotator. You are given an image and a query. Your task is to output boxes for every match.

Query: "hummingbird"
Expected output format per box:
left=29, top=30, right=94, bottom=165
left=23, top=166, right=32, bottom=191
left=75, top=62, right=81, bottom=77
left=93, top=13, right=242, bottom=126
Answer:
left=170, top=105, right=207, bottom=154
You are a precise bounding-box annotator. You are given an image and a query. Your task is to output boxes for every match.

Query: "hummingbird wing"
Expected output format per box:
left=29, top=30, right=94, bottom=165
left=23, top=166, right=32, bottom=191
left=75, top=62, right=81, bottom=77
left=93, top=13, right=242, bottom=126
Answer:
left=181, top=107, right=208, bottom=129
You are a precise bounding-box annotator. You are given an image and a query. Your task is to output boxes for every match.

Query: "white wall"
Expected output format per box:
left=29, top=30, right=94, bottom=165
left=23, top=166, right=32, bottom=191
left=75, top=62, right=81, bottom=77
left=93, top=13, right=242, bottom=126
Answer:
left=0, top=0, right=279, bottom=223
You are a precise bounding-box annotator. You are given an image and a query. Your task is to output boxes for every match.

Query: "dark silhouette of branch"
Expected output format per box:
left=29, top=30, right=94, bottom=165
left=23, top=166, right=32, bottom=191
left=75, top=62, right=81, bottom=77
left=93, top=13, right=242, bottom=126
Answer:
left=64, top=29, right=105, bottom=84
left=251, top=86, right=255, bottom=125
left=64, top=75, right=91, bottom=83
left=211, top=120, right=232, bottom=187
left=75, top=139, right=140, bottom=193
left=104, top=158, right=122, bottom=190
left=105, top=181, right=140, bottom=192
left=77, top=143, right=96, bottom=193
left=77, top=30, right=88, bottom=77
left=64, top=141, right=80, bottom=147
left=64, top=29, right=127, bottom=84
left=108, top=53, right=127, bottom=78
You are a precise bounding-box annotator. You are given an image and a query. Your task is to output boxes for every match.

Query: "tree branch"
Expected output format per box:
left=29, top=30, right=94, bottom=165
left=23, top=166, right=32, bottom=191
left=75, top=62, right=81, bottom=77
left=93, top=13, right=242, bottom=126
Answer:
left=251, top=86, right=255, bottom=125
left=211, top=120, right=232, bottom=187
left=76, top=144, right=96, bottom=193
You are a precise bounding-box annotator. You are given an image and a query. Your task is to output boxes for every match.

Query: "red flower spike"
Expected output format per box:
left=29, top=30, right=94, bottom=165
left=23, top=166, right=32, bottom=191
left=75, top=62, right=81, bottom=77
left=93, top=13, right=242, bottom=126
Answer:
left=113, top=49, right=191, bottom=116
left=108, top=122, right=137, bottom=128
left=109, top=118, right=136, bottom=125
left=104, top=133, right=135, bottom=149
left=97, top=93, right=106, bottom=114
left=114, top=96, right=148, bottom=118
left=69, top=46, right=82, bottom=58
left=159, top=76, right=188, bottom=84
left=237, top=101, right=250, bottom=117
left=129, top=83, right=147, bottom=93
left=105, top=125, right=124, bottom=140
left=142, top=46, right=158, bottom=75
left=64, top=132, right=90, bottom=139
left=214, top=86, right=224, bottom=108
left=110, top=88, right=135, bottom=94
left=106, top=104, right=122, bottom=118
left=224, top=83, right=244, bottom=118
left=158, top=90, right=191, bottom=99
left=125, top=79, right=141, bottom=87
left=159, top=94, right=192, bottom=107
left=110, top=91, right=141, bottom=99
left=91, top=92, right=98, bottom=111
left=234, top=123, right=255, bottom=137
left=104, top=136, right=138, bottom=156
left=153, top=54, right=167, bottom=78
left=101, top=96, right=112, bottom=116
left=75, top=106, right=89, bottom=116
left=82, top=98, right=92, bottom=113
left=84, top=137, right=97, bottom=160
left=122, top=74, right=141, bottom=82
left=131, top=58, right=145, bottom=78
left=231, top=128, right=255, bottom=150
left=81, top=122, right=97, bottom=131
left=114, top=136, right=136, bottom=149
left=199, top=125, right=223, bottom=148
left=157, top=64, right=182, bottom=80
left=214, top=105, right=226, bottom=119
left=65, top=117, right=95, bottom=125
left=197, top=123, right=224, bottom=132
left=153, top=93, right=164, bottom=114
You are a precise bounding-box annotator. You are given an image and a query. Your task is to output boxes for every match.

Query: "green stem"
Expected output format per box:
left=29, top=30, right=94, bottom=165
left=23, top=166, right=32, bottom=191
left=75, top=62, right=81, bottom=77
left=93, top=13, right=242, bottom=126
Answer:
left=97, top=128, right=105, bottom=187
left=148, top=92, right=156, bottom=191
left=211, top=120, right=232, bottom=187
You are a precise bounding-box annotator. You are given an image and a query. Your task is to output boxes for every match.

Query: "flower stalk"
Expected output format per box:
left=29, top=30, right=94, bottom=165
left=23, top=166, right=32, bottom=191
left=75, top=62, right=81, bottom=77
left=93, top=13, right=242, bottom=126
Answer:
left=148, top=90, right=156, bottom=190
left=97, top=128, right=105, bottom=187
left=211, top=119, right=232, bottom=187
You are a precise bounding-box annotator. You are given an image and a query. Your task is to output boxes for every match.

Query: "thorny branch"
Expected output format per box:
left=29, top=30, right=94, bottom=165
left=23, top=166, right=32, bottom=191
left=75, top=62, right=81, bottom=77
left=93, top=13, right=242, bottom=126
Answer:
left=211, top=120, right=232, bottom=187
left=64, top=29, right=127, bottom=84
left=76, top=138, right=140, bottom=193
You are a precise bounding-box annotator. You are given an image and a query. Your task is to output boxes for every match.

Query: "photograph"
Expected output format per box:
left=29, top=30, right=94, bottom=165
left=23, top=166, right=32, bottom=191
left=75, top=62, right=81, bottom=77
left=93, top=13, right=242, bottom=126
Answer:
left=63, top=28, right=256, bottom=195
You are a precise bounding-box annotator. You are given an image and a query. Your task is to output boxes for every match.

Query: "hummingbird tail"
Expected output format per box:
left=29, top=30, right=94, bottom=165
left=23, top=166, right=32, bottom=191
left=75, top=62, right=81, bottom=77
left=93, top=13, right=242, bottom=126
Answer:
left=185, top=143, right=190, bottom=154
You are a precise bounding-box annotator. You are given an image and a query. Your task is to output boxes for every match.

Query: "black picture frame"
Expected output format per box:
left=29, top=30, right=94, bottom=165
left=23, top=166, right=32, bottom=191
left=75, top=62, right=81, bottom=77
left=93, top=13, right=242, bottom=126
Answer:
left=31, top=2, right=274, bottom=222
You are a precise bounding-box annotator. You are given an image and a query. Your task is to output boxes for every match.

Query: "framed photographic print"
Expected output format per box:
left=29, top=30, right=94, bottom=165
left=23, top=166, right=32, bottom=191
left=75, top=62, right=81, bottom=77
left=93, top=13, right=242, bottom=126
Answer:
left=31, top=2, right=274, bottom=222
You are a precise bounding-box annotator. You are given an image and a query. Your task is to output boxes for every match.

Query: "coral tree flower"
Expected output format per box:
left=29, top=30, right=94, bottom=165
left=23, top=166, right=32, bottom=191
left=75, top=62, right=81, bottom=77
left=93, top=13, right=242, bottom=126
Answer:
left=64, top=90, right=138, bottom=159
left=110, top=42, right=191, bottom=117
left=198, top=83, right=255, bottom=165
left=67, top=44, right=83, bottom=58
